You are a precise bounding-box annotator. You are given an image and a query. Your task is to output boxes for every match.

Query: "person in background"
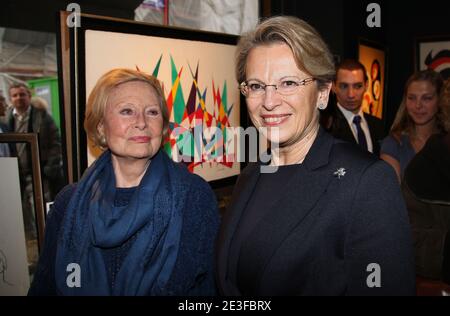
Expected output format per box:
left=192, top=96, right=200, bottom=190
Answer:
left=4, top=84, right=62, bottom=195
left=402, top=78, right=450, bottom=293
left=321, top=59, right=384, bottom=155
left=216, top=16, right=415, bottom=296
left=28, top=68, right=219, bottom=296
left=380, top=70, right=446, bottom=181
left=2, top=83, right=63, bottom=240
left=0, top=95, right=11, bottom=157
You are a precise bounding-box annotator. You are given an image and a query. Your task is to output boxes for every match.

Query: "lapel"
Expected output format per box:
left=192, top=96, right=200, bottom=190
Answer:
left=333, top=106, right=357, bottom=145
left=363, top=113, right=382, bottom=154
left=29, top=106, right=35, bottom=133
left=7, top=109, right=14, bottom=131
left=239, top=129, right=337, bottom=294
left=216, top=161, right=261, bottom=293
left=217, top=128, right=337, bottom=294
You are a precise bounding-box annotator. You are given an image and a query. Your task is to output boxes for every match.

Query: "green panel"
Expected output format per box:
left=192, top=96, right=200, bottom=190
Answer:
left=27, top=77, right=61, bottom=131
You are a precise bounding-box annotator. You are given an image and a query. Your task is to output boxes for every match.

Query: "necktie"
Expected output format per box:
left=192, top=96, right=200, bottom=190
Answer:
left=353, top=115, right=368, bottom=151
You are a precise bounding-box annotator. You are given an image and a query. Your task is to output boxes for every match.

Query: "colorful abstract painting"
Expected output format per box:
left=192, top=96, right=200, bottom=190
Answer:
left=84, top=30, right=240, bottom=182
left=359, top=43, right=385, bottom=119
left=144, top=55, right=236, bottom=174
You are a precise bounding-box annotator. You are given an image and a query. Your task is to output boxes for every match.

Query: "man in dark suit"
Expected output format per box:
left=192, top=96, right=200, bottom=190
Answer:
left=321, top=59, right=384, bottom=155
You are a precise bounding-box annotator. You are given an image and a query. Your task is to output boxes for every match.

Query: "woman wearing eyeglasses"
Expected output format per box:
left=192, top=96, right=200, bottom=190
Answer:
left=215, top=16, right=415, bottom=296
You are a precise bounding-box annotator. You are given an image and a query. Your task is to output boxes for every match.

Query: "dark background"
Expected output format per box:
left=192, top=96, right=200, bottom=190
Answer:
left=1, top=0, right=449, bottom=134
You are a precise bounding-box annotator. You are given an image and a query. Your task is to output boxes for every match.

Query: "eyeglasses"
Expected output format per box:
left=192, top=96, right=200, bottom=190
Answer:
left=239, top=77, right=316, bottom=98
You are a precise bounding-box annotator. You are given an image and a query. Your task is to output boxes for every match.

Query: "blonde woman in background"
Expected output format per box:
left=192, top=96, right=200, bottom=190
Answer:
left=380, top=70, right=446, bottom=181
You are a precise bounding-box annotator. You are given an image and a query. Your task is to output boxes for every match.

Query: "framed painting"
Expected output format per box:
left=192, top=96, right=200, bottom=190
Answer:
left=59, top=13, right=245, bottom=188
left=416, top=36, right=450, bottom=80
left=358, top=39, right=386, bottom=120
left=0, top=133, right=45, bottom=294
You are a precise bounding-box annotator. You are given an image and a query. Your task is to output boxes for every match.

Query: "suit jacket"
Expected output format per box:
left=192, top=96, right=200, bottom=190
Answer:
left=324, top=104, right=384, bottom=155
left=216, top=129, right=415, bottom=295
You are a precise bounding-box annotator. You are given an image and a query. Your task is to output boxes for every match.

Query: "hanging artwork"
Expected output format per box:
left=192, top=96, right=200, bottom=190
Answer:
left=0, top=133, right=46, bottom=295
left=60, top=13, right=244, bottom=185
left=416, top=36, right=450, bottom=80
left=358, top=40, right=386, bottom=119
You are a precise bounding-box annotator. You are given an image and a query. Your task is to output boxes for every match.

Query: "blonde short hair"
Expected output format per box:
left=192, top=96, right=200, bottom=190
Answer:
left=235, top=16, right=335, bottom=91
left=84, top=68, right=169, bottom=148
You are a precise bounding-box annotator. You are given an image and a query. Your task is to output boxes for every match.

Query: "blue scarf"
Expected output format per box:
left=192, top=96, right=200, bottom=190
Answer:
left=55, top=149, right=182, bottom=295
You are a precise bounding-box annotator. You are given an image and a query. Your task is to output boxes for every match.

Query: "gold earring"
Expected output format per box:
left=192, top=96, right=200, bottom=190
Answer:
left=100, top=135, right=107, bottom=147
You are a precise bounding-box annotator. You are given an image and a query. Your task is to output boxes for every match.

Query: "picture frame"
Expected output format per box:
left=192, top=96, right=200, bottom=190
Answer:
left=0, top=133, right=46, bottom=294
left=0, top=133, right=46, bottom=248
left=415, top=36, right=450, bottom=80
left=358, top=39, right=387, bottom=120
left=58, top=13, right=246, bottom=189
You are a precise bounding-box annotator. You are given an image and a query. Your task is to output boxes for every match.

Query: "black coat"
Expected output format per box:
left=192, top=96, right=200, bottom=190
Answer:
left=216, top=129, right=415, bottom=295
left=402, top=133, right=450, bottom=283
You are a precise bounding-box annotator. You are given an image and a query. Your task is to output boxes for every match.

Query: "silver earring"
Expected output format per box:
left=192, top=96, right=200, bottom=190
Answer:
left=318, top=103, right=326, bottom=110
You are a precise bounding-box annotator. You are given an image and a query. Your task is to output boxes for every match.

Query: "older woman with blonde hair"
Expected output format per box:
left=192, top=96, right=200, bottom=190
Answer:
left=29, top=68, right=219, bottom=295
left=380, top=70, right=446, bottom=181
left=216, top=16, right=415, bottom=295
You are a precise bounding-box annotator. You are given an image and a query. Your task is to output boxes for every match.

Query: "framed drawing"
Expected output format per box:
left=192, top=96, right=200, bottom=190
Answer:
left=0, top=133, right=45, bottom=294
left=416, top=36, right=450, bottom=80
left=59, top=13, right=244, bottom=188
left=358, top=40, right=386, bottom=120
